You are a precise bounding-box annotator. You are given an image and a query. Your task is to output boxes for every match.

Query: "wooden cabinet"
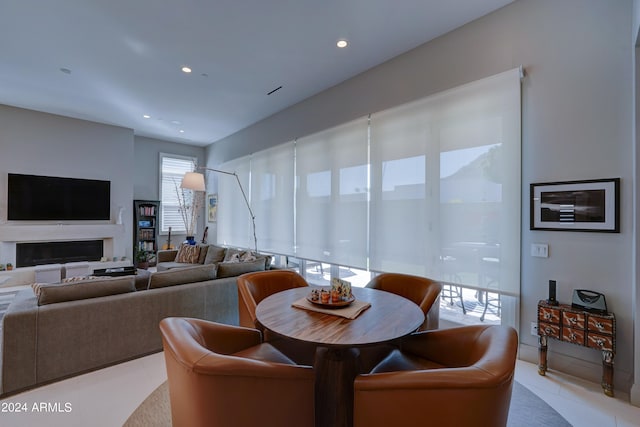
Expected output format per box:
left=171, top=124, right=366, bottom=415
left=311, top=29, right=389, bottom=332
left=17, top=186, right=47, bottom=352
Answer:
left=537, top=300, right=616, bottom=397
left=133, top=200, right=159, bottom=265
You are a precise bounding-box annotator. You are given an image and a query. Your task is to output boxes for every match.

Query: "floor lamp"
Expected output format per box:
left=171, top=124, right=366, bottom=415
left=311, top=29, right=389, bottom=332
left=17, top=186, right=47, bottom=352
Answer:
left=180, top=168, right=258, bottom=253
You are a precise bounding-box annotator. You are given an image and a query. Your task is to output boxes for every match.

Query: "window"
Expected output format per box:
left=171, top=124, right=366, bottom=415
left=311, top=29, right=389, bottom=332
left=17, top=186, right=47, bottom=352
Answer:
left=216, top=68, right=521, bottom=302
left=159, top=153, right=197, bottom=233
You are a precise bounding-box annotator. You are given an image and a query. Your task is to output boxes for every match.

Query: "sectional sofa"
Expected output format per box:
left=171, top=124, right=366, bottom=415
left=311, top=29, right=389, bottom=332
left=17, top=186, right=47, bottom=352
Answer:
left=0, top=256, right=268, bottom=397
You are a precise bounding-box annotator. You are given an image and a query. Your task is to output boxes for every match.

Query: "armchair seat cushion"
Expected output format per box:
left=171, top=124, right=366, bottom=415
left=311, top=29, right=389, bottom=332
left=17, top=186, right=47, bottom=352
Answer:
left=233, top=343, right=297, bottom=365
left=369, top=348, right=445, bottom=373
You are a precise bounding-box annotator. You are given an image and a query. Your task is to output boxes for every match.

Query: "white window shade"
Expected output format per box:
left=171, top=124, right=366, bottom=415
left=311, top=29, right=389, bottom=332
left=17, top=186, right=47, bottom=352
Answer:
left=160, top=153, right=196, bottom=233
left=370, top=68, right=521, bottom=296
left=296, top=117, right=369, bottom=269
left=217, top=157, right=252, bottom=250
left=250, top=142, right=295, bottom=254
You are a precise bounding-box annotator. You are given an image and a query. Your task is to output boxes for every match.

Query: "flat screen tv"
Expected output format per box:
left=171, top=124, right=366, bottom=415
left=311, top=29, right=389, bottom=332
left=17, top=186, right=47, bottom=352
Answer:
left=7, top=173, right=111, bottom=221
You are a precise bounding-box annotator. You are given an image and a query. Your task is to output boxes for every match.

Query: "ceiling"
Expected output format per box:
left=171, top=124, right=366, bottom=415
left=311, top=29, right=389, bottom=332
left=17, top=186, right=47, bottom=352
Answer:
left=0, top=0, right=513, bottom=147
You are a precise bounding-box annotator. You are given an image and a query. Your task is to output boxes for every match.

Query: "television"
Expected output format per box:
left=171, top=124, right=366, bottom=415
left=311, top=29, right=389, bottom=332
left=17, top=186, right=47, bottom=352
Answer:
left=7, top=173, right=111, bottom=221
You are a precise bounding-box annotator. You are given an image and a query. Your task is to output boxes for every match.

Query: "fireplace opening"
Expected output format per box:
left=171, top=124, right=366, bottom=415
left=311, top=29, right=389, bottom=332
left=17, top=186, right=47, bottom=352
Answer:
left=16, top=240, right=104, bottom=268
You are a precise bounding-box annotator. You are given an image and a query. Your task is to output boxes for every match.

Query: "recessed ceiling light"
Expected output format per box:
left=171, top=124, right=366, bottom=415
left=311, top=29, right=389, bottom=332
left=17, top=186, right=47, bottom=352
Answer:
left=181, top=66, right=192, bottom=73
left=179, top=130, right=185, bottom=133
left=336, top=39, right=348, bottom=48
left=143, top=114, right=151, bottom=119
left=60, top=68, right=72, bottom=74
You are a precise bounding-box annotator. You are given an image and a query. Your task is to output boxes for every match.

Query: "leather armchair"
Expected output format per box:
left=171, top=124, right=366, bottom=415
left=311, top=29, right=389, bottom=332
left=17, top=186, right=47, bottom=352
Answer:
left=237, top=269, right=309, bottom=329
left=160, top=317, right=315, bottom=427
left=365, top=272, right=442, bottom=331
left=237, top=270, right=316, bottom=364
left=354, top=325, right=518, bottom=427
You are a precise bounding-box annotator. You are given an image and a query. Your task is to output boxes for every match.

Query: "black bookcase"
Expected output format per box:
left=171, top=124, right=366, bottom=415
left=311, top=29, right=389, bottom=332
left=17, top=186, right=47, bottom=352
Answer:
left=133, top=200, right=160, bottom=265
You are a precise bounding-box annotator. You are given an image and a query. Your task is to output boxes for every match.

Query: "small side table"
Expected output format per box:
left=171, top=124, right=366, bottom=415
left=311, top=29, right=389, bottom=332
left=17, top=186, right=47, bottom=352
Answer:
left=537, top=300, right=616, bottom=397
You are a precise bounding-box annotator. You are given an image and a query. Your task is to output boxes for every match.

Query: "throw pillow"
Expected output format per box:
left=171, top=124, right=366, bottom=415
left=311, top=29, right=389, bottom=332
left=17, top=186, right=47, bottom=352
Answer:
left=223, top=248, right=243, bottom=263
left=174, top=244, right=201, bottom=264
left=31, top=282, right=50, bottom=297
left=197, top=244, right=209, bottom=264
left=204, top=245, right=227, bottom=264
left=216, top=258, right=266, bottom=278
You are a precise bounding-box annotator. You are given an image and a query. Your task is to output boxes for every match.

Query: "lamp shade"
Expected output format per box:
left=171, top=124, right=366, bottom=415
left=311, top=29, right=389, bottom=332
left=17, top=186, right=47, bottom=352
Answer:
left=181, top=172, right=206, bottom=191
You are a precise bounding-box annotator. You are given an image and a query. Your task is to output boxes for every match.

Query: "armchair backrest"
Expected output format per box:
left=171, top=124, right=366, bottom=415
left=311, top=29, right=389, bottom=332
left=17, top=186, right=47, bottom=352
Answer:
left=366, top=273, right=442, bottom=330
left=237, top=270, right=309, bottom=329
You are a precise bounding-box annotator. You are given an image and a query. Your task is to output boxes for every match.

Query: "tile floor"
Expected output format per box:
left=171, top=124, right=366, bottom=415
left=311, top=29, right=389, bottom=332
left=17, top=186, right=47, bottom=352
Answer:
left=0, top=354, right=638, bottom=426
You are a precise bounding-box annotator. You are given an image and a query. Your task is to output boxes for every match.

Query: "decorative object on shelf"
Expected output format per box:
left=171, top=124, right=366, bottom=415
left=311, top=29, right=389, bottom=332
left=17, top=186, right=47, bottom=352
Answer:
left=117, top=206, right=124, bottom=225
left=6, top=263, right=13, bottom=271
left=530, top=178, right=620, bottom=232
left=162, top=227, right=174, bottom=250
left=135, top=248, right=151, bottom=270
left=201, top=226, right=209, bottom=244
left=184, top=236, right=196, bottom=245
left=176, top=174, right=204, bottom=239
left=181, top=168, right=257, bottom=253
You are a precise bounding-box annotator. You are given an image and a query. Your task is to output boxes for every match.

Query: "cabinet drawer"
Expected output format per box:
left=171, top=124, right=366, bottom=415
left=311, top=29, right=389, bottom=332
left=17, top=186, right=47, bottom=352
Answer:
left=587, top=332, right=614, bottom=352
left=562, top=327, right=585, bottom=345
left=587, top=316, right=614, bottom=335
left=538, top=322, right=560, bottom=339
left=538, top=306, right=560, bottom=324
left=562, top=311, right=585, bottom=329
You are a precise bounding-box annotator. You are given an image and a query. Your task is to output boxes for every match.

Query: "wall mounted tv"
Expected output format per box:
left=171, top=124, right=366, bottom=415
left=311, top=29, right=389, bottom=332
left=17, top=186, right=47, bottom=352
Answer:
left=7, top=173, right=111, bottom=221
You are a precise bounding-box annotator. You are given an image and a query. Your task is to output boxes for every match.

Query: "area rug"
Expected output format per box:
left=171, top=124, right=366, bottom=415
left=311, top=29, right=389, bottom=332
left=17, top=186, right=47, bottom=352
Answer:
left=123, top=380, right=571, bottom=427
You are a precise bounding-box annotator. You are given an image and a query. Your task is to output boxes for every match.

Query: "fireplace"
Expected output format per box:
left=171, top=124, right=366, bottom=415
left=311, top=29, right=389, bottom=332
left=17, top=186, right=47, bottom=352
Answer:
left=16, top=240, right=104, bottom=268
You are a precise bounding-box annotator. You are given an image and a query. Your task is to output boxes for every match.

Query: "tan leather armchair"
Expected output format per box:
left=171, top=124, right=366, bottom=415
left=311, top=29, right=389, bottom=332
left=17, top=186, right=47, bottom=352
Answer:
left=160, top=317, right=315, bottom=427
left=354, top=325, right=518, bottom=427
left=237, top=269, right=309, bottom=329
left=365, top=272, right=442, bottom=331
left=237, top=270, right=316, bottom=364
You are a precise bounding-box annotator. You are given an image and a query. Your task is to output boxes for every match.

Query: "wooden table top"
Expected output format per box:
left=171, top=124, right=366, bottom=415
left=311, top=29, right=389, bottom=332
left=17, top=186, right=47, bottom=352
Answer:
left=255, top=286, right=424, bottom=347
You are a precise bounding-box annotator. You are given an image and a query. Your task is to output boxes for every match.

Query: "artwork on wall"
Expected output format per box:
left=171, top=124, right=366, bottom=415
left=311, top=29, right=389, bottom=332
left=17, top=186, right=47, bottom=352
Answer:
left=208, top=193, right=218, bottom=222
left=530, top=178, right=620, bottom=232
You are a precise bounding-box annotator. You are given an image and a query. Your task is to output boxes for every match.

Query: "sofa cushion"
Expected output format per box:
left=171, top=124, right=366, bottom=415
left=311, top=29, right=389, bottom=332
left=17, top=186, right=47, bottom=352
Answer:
left=175, top=244, right=201, bottom=264
left=223, top=248, right=272, bottom=269
left=37, top=276, right=136, bottom=306
left=148, top=264, right=217, bottom=289
left=216, top=258, right=266, bottom=278
left=197, top=244, right=209, bottom=264
left=204, top=245, right=227, bottom=264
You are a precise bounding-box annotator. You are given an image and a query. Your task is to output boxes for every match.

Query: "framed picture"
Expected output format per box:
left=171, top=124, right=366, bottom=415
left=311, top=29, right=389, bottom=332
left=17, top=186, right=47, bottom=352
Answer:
left=530, top=178, right=620, bottom=232
left=208, top=193, right=218, bottom=222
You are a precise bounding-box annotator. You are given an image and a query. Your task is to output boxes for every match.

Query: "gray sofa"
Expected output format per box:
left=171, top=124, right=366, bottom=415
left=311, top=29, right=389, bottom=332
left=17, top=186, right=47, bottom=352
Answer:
left=0, top=264, right=242, bottom=397
left=155, top=244, right=272, bottom=272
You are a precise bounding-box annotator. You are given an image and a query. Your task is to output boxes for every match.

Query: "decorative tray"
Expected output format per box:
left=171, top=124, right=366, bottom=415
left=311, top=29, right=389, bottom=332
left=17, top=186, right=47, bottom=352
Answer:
left=306, top=293, right=355, bottom=308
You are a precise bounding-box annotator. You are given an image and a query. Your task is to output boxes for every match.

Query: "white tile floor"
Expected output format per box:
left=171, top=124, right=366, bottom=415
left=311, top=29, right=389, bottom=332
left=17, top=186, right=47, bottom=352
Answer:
left=0, top=354, right=638, bottom=427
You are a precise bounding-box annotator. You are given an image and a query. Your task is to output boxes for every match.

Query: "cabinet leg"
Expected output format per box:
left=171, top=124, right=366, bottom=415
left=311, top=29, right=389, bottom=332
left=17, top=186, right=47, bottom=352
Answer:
left=538, top=335, right=548, bottom=376
left=601, top=350, right=614, bottom=397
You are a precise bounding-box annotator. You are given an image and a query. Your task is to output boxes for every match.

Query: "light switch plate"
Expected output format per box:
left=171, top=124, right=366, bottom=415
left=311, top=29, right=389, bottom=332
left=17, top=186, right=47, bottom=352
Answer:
left=531, top=243, right=549, bottom=258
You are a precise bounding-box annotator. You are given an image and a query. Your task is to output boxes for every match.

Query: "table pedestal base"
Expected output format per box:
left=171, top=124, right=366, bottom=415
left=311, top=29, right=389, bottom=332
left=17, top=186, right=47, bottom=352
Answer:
left=314, top=347, right=359, bottom=427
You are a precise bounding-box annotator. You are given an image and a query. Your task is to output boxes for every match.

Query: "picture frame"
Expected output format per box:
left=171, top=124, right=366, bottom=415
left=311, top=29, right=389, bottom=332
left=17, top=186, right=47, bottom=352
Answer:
left=530, top=178, right=620, bottom=232
left=208, top=193, right=218, bottom=222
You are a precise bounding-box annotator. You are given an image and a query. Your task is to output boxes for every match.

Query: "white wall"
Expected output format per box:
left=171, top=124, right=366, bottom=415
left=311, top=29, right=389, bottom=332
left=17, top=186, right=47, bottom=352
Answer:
left=208, top=0, right=636, bottom=393
left=134, top=136, right=206, bottom=245
left=0, top=105, right=134, bottom=261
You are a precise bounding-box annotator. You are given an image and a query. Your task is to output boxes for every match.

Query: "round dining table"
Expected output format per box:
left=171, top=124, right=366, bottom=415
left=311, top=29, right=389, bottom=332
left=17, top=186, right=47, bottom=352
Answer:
left=255, top=286, right=424, bottom=427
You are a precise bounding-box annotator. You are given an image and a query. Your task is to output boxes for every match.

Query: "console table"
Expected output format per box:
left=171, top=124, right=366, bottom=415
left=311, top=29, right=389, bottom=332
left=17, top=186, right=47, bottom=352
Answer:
left=537, top=300, right=616, bottom=397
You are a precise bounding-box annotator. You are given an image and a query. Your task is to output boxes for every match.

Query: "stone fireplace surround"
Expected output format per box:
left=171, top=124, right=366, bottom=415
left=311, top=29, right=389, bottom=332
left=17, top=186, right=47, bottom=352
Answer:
left=0, top=223, right=126, bottom=286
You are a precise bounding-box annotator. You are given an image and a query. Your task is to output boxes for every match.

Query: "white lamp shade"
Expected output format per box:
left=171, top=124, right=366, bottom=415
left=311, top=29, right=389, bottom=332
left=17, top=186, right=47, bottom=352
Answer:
left=181, top=172, right=206, bottom=191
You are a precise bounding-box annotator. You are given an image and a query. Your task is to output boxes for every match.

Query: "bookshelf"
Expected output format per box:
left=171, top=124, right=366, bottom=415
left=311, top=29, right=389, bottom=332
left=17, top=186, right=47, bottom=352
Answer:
left=133, top=200, right=159, bottom=265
